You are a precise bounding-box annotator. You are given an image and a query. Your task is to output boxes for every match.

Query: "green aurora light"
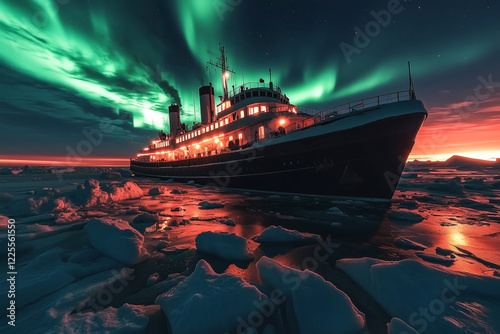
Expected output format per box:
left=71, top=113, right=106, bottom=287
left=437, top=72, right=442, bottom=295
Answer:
left=0, top=0, right=499, bottom=134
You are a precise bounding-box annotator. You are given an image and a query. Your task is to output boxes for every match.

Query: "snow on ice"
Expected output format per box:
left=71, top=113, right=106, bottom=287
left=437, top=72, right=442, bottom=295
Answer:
left=337, top=257, right=500, bottom=333
left=387, top=317, right=418, bottom=334
left=257, top=256, right=366, bottom=334
left=84, top=218, right=150, bottom=265
left=416, top=252, right=456, bottom=265
left=195, top=231, right=254, bottom=261
left=251, top=225, right=321, bottom=245
left=59, top=303, right=150, bottom=333
left=75, top=179, right=143, bottom=206
left=155, top=260, right=266, bottom=334
left=326, top=206, right=348, bottom=217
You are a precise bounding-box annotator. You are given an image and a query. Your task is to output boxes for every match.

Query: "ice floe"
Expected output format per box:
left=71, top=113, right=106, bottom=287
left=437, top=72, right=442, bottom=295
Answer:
left=388, top=210, right=424, bottom=223
left=155, top=260, right=266, bottom=334
left=326, top=206, right=347, bottom=217
left=416, top=252, right=456, bottom=265
left=252, top=225, right=321, bottom=245
left=59, top=303, right=150, bottom=333
left=100, top=171, right=123, bottom=180
left=75, top=179, right=143, bottom=206
left=219, top=218, right=236, bottom=226
left=148, top=187, right=166, bottom=195
left=387, top=317, right=418, bottom=334
left=198, top=201, right=225, bottom=209
left=257, top=256, right=366, bottom=334
left=84, top=218, right=149, bottom=265
left=195, top=231, right=253, bottom=261
left=394, top=237, right=427, bottom=250
left=337, top=257, right=500, bottom=333
left=426, top=178, right=464, bottom=195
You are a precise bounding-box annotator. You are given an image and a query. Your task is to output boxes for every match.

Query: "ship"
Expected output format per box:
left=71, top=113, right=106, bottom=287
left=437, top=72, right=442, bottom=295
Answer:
left=130, top=46, right=428, bottom=199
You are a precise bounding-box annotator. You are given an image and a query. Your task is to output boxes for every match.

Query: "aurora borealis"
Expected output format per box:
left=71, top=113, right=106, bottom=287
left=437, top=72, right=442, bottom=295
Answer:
left=0, top=0, right=499, bottom=163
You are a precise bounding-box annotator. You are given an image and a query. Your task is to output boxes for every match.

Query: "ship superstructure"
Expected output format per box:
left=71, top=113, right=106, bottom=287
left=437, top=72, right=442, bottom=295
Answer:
left=131, top=47, right=427, bottom=199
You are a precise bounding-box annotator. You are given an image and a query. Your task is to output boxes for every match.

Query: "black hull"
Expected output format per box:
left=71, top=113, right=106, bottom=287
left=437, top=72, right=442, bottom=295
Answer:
left=131, top=106, right=427, bottom=199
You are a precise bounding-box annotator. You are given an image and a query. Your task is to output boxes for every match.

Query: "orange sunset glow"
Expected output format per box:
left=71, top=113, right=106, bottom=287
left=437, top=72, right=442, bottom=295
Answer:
left=410, top=94, right=500, bottom=161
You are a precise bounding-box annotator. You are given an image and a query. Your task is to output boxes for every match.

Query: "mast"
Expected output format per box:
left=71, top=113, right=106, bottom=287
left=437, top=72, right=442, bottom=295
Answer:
left=207, top=44, right=235, bottom=100
left=408, top=61, right=416, bottom=99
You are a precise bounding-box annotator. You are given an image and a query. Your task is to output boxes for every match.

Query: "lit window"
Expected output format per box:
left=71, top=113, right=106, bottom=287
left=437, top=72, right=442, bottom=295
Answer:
left=202, top=128, right=205, bottom=134
left=225, top=118, right=229, bottom=125
left=240, top=110, right=245, bottom=118
left=220, top=120, right=224, bottom=127
left=215, top=123, right=218, bottom=129
left=175, top=139, right=179, bottom=143
left=198, top=130, right=201, bottom=135
left=261, top=106, right=267, bottom=112
left=259, top=126, right=265, bottom=140
left=238, top=133, right=243, bottom=141
left=229, top=136, right=233, bottom=141
left=210, top=125, right=214, bottom=130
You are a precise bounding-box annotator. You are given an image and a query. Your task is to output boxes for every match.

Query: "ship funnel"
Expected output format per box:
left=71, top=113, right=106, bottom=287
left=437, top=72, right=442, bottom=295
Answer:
left=199, top=84, right=215, bottom=124
left=168, top=104, right=181, bottom=137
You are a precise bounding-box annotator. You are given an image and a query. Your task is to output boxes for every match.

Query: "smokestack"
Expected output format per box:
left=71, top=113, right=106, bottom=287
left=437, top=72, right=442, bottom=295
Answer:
left=199, top=84, right=215, bottom=124
left=168, top=104, right=181, bottom=137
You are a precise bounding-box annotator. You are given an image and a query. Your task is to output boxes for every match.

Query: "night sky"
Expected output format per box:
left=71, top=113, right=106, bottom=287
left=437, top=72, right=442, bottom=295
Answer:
left=1, top=0, right=499, bottom=164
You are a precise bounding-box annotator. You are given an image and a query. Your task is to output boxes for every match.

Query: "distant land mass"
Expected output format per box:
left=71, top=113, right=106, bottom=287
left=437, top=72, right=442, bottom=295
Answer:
left=410, top=155, right=500, bottom=167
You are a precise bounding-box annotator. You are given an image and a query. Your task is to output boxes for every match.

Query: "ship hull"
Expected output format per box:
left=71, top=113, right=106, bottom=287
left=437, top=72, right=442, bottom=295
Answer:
left=131, top=100, right=427, bottom=199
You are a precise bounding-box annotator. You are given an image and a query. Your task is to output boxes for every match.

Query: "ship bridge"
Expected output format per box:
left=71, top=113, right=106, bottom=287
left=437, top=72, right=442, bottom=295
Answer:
left=216, top=82, right=290, bottom=119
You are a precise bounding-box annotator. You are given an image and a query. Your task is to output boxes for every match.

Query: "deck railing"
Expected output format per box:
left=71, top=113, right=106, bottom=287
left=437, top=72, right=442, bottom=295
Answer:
left=284, top=90, right=415, bottom=133
left=315, top=90, right=414, bottom=120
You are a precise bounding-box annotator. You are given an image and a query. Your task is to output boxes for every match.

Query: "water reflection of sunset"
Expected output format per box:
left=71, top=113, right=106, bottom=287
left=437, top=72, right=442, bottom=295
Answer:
left=448, top=230, right=468, bottom=246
